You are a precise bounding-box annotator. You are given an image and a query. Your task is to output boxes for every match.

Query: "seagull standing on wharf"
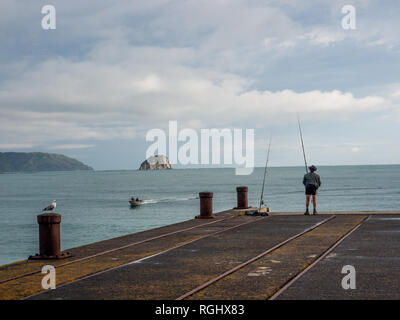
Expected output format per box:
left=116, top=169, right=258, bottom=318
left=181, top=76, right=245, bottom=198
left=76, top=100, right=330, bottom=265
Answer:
left=42, top=200, right=57, bottom=212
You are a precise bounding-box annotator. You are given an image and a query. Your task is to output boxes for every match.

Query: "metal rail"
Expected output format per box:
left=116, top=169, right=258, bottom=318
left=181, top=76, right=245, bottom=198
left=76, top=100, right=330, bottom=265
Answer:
left=269, top=215, right=370, bottom=300
left=176, top=215, right=336, bottom=300
left=0, top=214, right=238, bottom=285
left=24, top=215, right=269, bottom=300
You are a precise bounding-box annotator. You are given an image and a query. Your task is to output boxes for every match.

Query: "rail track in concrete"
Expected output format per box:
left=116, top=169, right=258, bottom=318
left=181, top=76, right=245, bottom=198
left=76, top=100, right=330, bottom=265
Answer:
left=269, top=216, right=369, bottom=300
left=177, top=215, right=369, bottom=300
left=1, top=213, right=373, bottom=300
left=0, top=214, right=241, bottom=285
left=2, top=212, right=276, bottom=299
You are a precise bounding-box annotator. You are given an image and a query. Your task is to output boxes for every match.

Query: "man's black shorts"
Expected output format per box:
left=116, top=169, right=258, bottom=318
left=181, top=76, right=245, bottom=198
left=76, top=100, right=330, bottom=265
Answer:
left=305, top=184, right=317, bottom=195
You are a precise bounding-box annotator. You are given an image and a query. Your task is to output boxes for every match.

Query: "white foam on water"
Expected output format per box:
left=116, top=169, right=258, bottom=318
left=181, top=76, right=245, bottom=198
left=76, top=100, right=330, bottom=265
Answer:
left=143, top=197, right=198, bottom=204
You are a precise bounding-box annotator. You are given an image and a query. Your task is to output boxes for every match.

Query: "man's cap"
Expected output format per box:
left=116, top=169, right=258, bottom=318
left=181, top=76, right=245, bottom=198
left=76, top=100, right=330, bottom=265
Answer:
left=309, top=165, right=317, bottom=171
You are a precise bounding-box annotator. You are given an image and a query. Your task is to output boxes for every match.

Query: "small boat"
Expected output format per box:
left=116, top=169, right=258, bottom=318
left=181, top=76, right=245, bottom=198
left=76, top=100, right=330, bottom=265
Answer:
left=129, top=199, right=144, bottom=206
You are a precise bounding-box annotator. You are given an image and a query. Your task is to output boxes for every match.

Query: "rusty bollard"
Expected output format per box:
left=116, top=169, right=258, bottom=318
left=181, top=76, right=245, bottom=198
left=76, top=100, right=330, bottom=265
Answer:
left=29, top=213, right=72, bottom=260
left=235, top=186, right=249, bottom=209
left=196, top=192, right=214, bottom=219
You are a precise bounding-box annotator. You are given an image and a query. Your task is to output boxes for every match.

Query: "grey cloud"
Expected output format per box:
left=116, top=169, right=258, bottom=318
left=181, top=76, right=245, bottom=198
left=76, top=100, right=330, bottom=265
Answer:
left=0, top=0, right=399, bottom=153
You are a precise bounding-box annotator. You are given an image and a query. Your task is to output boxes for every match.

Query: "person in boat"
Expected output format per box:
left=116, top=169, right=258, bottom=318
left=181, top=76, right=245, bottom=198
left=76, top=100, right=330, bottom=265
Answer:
left=303, top=165, right=321, bottom=215
left=131, top=197, right=135, bottom=201
left=136, top=198, right=139, bottom=201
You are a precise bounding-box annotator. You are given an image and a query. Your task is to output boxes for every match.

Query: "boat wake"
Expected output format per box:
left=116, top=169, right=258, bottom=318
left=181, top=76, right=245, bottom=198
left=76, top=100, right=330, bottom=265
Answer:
left=142, top=196, right=198, bottom=205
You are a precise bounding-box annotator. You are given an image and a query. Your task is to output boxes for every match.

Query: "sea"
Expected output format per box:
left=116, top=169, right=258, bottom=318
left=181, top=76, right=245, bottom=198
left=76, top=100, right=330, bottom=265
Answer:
left=1, top=165, right=399, bottom=266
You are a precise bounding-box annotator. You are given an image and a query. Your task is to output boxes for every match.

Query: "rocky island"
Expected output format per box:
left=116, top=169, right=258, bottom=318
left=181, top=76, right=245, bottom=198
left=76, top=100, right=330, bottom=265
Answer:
left=0, top=152, right=93, bottom=173
left=139, top=155, right=172, bottom=170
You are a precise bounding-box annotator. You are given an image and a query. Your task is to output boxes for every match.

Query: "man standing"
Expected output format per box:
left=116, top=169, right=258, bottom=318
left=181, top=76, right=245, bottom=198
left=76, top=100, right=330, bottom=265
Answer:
left=303, top=165, right=321, bottom=215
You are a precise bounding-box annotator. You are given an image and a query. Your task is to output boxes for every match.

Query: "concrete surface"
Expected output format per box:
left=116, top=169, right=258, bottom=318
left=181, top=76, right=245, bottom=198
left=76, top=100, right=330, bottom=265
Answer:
left=0, top=210, right=399, bottom=300
left=276, top=215, right=400, bottom=300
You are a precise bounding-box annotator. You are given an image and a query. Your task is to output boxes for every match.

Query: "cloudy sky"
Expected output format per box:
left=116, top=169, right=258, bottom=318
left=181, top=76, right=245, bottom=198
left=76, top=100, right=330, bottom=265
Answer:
left=1, top=0, right=399, bottom=169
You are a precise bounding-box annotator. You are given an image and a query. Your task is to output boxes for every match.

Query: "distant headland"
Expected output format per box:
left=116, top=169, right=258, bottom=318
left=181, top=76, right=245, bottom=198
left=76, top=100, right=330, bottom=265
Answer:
left=0, top=152, right=93, bottom=173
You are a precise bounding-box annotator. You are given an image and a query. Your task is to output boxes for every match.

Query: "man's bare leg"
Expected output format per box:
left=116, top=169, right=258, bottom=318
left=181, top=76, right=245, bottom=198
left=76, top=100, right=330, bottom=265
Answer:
left=312, top=195, right=317, bottom=214
left=305, top=195, right=311, bottom=215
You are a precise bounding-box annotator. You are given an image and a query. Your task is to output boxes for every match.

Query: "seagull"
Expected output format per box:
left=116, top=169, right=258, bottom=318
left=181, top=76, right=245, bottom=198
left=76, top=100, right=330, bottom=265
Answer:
left=42, top=200, right=56, bottom=212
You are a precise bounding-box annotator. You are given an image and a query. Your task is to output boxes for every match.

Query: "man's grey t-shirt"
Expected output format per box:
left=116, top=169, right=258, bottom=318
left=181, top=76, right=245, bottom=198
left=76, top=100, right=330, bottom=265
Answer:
left=303, top=172, right=321, bottom=188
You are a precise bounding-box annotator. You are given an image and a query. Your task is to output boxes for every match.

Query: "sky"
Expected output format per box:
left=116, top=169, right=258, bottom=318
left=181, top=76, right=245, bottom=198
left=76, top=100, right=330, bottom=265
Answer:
left=0, top=0, right=399, bottom=170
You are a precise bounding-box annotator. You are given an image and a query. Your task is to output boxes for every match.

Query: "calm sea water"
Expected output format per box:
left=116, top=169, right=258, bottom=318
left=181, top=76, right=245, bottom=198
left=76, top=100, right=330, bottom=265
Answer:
left=1, top=165, right=399, bottom=266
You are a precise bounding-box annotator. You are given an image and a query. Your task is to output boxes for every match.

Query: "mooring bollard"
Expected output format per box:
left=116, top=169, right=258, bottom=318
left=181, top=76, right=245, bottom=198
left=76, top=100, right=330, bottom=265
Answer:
left=196, top=192, right=214, bottom=219
left=235, top=186, right=249, bottom=209
left=29, top=213, right=71, bottom=260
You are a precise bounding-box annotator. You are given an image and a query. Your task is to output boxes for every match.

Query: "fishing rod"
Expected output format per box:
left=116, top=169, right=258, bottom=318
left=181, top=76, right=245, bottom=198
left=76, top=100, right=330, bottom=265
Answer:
left=259, top=136, right=272, bottom=210
left=297, top=115, right=308, bottom=173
